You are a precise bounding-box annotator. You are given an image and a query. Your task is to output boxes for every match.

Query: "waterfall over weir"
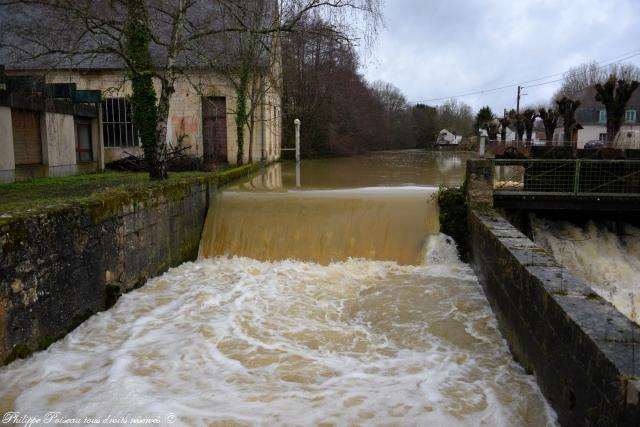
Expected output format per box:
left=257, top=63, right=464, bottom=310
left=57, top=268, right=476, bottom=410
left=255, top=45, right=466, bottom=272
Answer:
left=0, top=152, right=557, bottom=426
left=199, top=187, right=440, bottom=265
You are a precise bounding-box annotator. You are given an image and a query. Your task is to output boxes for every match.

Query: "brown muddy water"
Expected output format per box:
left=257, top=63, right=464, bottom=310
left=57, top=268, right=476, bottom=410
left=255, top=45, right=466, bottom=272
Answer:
left=0, top=151, right=557, bottom=426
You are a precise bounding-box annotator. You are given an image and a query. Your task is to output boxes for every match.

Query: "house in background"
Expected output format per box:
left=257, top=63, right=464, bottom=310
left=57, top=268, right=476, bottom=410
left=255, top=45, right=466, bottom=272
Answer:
left=436, top=129, right=463, bottom=145
left=0, top=1, right=282, bottom=183
left=554, top=85, right=640, bottom=148
left=0, top=74, right=103, bottom=183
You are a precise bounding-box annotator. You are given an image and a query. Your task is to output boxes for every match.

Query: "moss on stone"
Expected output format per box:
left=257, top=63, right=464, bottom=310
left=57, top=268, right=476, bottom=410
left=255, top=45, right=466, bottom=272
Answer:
left=585, top=292, right=603, bottom=301
left=37, top=335, right=56, bottom=351
left=6, top=343, right=32, bottom=364
left=1, top=225, right=29, bottom=254
left=68, top=309, right=94, bottom=333
left=105, top=284, right=122, bottom=309
left=438, top=186, right=470, bottom=261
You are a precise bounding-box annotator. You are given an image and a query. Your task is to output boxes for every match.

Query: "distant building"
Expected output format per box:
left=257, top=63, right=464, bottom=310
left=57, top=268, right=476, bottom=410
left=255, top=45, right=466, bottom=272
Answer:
left=554, top=85, right=640, bottom=148
left=436, top=129, right=462, bottom=145
left=0, top=1, right=282, bottom=183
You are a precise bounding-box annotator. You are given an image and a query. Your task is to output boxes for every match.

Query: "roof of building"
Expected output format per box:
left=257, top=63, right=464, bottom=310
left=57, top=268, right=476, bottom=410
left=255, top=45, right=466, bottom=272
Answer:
left=0, top=0, right=277, bottom=72
left=575, top=85, right=640, bottom=109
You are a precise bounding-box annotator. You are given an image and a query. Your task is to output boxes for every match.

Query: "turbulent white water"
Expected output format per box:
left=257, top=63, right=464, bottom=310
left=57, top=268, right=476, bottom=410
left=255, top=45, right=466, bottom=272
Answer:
left=532, top=217, right=640, bottom=323
left=0, top=235, right=556, bottom=426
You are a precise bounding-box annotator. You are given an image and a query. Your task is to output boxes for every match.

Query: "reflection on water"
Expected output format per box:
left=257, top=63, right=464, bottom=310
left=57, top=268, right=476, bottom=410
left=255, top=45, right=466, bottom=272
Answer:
left=202, top=150, right=476, bottom=264
left=0, top=150, right=557, bottom=426
left=233, top=150, right=476, bottom=191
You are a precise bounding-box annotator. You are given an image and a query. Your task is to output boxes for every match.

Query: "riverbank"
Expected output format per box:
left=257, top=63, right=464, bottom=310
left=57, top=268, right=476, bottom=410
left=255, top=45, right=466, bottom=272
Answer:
left=0, top=163, right=260, bottom=365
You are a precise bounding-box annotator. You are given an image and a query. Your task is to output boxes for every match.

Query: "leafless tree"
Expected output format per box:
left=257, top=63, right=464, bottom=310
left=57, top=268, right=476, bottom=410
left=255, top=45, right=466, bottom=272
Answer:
left=555, top=61, right=640, bottom=100
left=595, top=75, right=639, bottom=142
left=0, top=0, right=382, bottom=173
left=537, top=107, right=560, bottom=145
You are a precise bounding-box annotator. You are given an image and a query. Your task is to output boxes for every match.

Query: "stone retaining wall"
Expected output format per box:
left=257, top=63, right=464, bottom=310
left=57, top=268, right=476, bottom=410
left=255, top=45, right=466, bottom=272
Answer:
left=469, top=208, right=640, bottom=426
left=0, top=165, right=258, bottom=365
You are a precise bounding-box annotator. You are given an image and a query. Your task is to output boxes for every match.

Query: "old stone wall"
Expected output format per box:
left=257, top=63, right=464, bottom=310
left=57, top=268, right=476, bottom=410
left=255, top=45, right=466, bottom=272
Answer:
left=469, top=209, right=640, bottom=426
left=0, top=165, right=258, bottom=365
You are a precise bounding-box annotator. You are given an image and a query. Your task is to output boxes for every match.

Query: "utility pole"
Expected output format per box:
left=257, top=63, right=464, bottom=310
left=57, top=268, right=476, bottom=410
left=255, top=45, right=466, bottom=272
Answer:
left=516, top=85, right=522, bottom=114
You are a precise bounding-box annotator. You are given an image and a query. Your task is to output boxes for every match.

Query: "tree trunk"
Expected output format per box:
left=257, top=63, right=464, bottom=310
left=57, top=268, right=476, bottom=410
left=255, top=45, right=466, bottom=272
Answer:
left=153, top=84, right=174, bottom=180
left=235, top=71, right=248, bottom=165
left=248, top=111, right=255, bottom=164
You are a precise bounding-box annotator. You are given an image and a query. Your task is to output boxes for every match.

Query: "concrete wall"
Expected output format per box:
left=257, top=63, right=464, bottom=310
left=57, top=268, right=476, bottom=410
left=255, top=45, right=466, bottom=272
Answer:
left=0, top=165, right=259, bottom=365
left=469, top=209, right=640, bottom=426
left=47, top=71, right=282, bottom=165
left=0, top=106, right=15, bottom=183
left=42, top=112, right=77, bottom=176
left=0, top=105, right=101, bottom=182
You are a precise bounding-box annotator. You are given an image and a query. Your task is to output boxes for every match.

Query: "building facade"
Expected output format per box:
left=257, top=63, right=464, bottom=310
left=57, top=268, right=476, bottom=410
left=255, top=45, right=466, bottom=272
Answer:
left=0, top=1, right=283, bottom=183
left=553, top=85, right=640, bottom=148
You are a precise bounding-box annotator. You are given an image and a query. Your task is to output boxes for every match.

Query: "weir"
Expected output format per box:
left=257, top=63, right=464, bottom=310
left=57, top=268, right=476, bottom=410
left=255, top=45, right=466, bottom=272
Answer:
left=199, top=187, right=440, bottom=265
left=0, top=151, right=558, bottom=426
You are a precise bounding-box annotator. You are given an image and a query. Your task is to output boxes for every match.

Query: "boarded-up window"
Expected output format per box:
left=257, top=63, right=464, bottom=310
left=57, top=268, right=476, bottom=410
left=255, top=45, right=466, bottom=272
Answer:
left=76, top=118, right=93, bottom=162
left=102, top=97, right=138, bottom=147
left=12, top=110, right=42, bottom=165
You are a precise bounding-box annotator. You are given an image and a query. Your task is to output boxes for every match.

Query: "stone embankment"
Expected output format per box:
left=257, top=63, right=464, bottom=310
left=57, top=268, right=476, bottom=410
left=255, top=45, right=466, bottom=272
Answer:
left=459, top=159, right=640, bottom=426
left=0, top=164, right=258, bottom=365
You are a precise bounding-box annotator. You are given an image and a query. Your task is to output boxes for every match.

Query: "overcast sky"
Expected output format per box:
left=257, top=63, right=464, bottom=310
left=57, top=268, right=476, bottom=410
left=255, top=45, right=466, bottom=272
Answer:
left=362, top=0, right=640, bottom=115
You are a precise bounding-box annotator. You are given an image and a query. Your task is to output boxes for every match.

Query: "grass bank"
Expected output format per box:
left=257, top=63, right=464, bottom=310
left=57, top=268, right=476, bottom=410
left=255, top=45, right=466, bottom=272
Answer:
left=0, top=164, right=260, bottom=226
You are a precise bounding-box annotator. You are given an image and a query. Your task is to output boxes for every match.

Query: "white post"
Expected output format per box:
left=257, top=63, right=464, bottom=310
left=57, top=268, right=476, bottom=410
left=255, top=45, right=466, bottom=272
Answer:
left=479, top=135, right=486, bottom=158
left=294, top=118, right=301, bottom=162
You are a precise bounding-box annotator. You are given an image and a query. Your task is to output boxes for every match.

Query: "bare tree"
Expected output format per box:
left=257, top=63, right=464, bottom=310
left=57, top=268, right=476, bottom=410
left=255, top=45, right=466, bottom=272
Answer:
left=556, top=97, right=581, bottom=146
left=522, top=108, right=538, bottom=143
left=555, top=61, right=640, bottom=100
left=595, top=75, right=639, bottom=143
left=498, top=116, right=509, bottom=142
left=537, top=107, right=560, bottom=145
left=0, top=0, right=382, bottom=173
left=483, top=120, right=500, bottom=141
left=508, top=110, right=525, bottom=142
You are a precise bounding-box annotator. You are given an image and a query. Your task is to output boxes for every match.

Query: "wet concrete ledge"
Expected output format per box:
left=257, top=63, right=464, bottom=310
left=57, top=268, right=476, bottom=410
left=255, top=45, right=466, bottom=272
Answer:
left=469, top=208, right=640, bottom=426
left=0, top=164, right=260, bottom=366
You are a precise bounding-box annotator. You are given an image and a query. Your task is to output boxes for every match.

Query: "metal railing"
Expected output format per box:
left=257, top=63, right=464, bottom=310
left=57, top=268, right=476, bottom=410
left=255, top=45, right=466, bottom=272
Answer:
left=493, top=159, right=640, bottom=197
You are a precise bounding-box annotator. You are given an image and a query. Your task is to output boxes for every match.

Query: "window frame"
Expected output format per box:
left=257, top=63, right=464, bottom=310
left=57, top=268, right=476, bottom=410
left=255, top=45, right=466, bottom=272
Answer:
left=598, top=109, right=607, bottom=124
left=625, top=110, right=637, bottom=123
left=101, top=97, right=139, bottom=148
left=75, top=117, right=93, bottom=163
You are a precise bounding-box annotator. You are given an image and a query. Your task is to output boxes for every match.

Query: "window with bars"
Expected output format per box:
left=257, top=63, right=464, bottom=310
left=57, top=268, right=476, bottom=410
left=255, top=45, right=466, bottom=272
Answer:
left=102, top=97, right=139, bottom=147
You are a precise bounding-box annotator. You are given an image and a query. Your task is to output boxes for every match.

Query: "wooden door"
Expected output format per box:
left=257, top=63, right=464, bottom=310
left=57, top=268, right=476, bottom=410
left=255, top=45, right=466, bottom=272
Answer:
left=12, top=110, right=42, bottom=165
left=202, top=97, right=228, bottom=163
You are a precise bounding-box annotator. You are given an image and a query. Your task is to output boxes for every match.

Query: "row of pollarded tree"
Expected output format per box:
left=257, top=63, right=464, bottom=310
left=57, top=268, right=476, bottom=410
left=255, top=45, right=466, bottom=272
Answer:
left=479, top=76, right=639, bottom=145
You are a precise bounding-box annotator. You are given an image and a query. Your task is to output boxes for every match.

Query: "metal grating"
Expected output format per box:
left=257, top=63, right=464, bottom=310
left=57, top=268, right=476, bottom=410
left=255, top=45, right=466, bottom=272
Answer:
left=494, top=159, right=640, bottom=197
left=101, top=97, right=139, bottom=148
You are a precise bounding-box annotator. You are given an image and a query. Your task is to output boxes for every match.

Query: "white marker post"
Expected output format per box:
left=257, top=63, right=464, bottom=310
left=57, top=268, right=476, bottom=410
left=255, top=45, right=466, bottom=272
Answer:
left=294, top=119, right=301, bottom=162
left=479, top=135, right=486, bottom=158
left=294, top=119, right=301, bottom=187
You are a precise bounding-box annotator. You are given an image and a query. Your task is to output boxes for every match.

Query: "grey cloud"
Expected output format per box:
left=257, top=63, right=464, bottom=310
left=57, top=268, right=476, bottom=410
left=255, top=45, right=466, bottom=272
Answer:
left=363, top=0, right=640, bottom=114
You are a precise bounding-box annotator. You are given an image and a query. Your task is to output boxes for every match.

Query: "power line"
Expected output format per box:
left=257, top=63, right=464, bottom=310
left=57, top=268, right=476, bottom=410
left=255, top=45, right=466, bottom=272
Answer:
left=409, top=49, right=640, bottom=104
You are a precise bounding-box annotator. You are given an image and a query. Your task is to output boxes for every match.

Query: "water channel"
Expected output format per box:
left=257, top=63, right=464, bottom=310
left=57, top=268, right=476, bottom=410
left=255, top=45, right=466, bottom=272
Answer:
left=0, top=151, right=557, bottom=426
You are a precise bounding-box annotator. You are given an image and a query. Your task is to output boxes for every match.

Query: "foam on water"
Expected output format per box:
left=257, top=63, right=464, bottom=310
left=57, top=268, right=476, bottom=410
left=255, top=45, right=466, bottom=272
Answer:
left=0, top=235, right=556, bottom=426
left=532, top=217, right=640, bottom=323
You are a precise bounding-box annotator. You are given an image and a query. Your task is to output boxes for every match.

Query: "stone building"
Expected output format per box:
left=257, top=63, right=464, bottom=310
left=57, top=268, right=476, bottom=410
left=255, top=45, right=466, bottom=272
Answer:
left=0, top=1, right=282, bottom=183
